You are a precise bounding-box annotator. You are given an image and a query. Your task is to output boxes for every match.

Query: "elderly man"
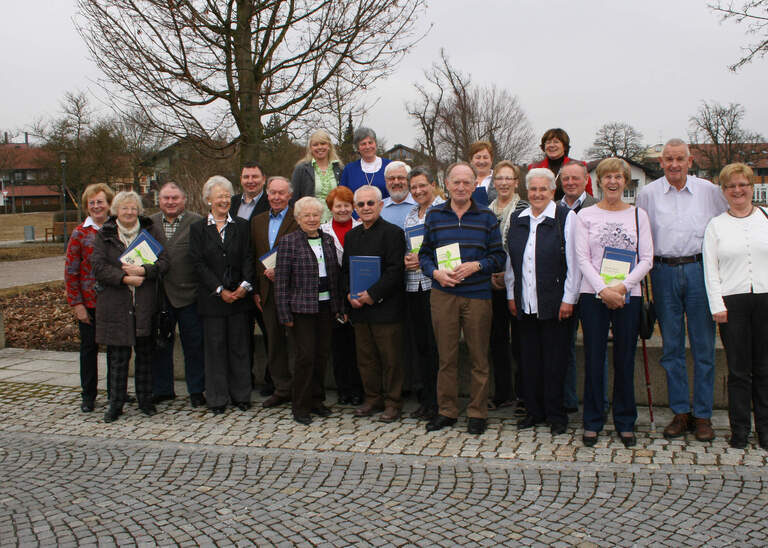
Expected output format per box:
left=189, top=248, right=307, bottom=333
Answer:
left=341, top=185, right=406, bottom=421
left=637, top=138, right=728, bottom=441
left=380, top=161, right=417, bottom=229
left=419, top=162, right=506, bottom=435
left=149, top=182, right=205, bottom=407
left=252, top=176, right=299, bottom=407
left=559, top=162, right=599, bottom=413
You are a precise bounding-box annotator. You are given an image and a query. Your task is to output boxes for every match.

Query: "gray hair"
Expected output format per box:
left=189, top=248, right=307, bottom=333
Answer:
left=266, top=176, right=293, bottom=193
left=159, top=181, right=187, bottom=198
left=408, top=166, right=434, bottom=184
left=110, top=190, right=144, bottom=216
left=202, top=176, right=234, bottom=203
left=294, top=196, right=324, bottom=218
left=384, top=161, right=411, bottom=177
left=445, top=161, right=477, bottom=182
left=353, top=127, right=377, bottom=149
left=559, top=161, right=588, bottom=178
left=526, top=168, right=557, bottom=190
left=663, top=138, right=690, bottom=157
left=353, top=184, right=383, bottom=202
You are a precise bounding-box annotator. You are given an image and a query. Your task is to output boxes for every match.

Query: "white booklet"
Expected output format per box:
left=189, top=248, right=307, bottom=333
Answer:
left=436, top=242, right=461, bottom=271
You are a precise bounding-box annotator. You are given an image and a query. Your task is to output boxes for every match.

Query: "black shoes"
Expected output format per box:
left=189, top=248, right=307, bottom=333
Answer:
left=210, top=406, right=226, bottom=415
left=349, top=394, right=363, bottom=406
left=467, top=418, right=487, bottom=435
left=619, top=433, right=637, bottom=448
left=294, top=414, right=312, bottom=425
left=426, top=414, right=457, bottom=432
left=139, top=403, right=157, bottom=416
left=582, top=433, right=598, bottom=447
left=550, top=422, right=567, bottom=436
left=190, top=393, right=206, bottom=408
left=104, top=404, right=123, bottom=423
left=758, top=432, right=768, bottom=450
left=730, top=431, right=749, bottom=449
left=517, top=415, right=544, bottom=429
left=311, top=405, right=332, bottom=417
left=81, top=399, right=95, bottom=413
left=234, top=401, right=251, bottom=412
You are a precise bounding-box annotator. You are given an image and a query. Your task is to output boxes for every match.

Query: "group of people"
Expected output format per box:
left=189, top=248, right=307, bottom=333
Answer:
left=64, top=126, right=768, bottom=450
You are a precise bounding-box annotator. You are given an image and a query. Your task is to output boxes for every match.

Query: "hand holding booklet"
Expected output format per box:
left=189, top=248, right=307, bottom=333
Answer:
left=349, top=255, right=381, bottom=298
left=260, top=249, right=277, bottom=270
left=119, top=229, right=164, bottom=266
left=599, top=246, right=636, bottom=303
left=436, top=242, right=461, bottom=271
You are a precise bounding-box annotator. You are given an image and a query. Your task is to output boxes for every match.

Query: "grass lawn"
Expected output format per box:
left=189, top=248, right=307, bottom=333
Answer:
left=0, top=243, right=66, bottom=262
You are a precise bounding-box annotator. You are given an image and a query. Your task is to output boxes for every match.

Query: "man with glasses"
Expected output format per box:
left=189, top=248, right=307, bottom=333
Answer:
left=380, top=161, right=417, bottom=229
left=636, top=138, right=727, bottom=442
left=341, top=185, right=406, bottom=422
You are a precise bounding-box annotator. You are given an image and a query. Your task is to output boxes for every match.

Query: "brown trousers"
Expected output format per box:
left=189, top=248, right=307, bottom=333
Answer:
left=430, top=289, right=492, bottom=419
left=353, top=322, right=403, bottom=409
left=262, top=291, right=292, bottom=398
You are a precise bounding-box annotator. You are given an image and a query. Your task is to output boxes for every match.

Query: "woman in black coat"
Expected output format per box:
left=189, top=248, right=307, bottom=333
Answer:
left=92, top=190, right=169, bottom=423
left=290, top=129, right=343, bottom=218
left=189, top=176, right=255, bottom=415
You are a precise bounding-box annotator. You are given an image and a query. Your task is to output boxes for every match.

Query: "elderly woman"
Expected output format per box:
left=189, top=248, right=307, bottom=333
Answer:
left=469, top=140, right=495, bottom=204
left=575, top=158, right=653, bottom=447
left=291, top=129, right=344, bottom=220
left=189, top=176, right=255, bottom=415
left=703, top=163, right=768, bottom=449
left=339, top=127, right=391, bottom=199
left=320, top=186, right=364, bottom=406
left=528, top=128, right=592, bottom=199
left=504, top=168, right=579, bottom=436
left=275, top=196, right=344, bottom=425
left=489, top=162, right=528, bottom=410
left=403, top=167, right=445, bottom=420
left=65, top=183, right=115, bottom=413
left=92, top=190, right=169, bottom=422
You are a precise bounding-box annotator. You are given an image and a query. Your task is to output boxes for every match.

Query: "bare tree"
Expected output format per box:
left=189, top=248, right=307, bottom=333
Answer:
left=709, top=0, right=768, bottom=70
left=689, top=100, right=764, bottom=176
left=587, top=122, right=646, bottom=160
left=407, top=50, right=535, bottom=171
left=76, top=0, right=428, bottom=166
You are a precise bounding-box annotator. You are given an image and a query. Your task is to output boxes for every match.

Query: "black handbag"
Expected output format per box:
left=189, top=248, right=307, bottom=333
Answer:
left=153, top=275, right=175, bottom=349
left=635, top=207, right=656, bottom=340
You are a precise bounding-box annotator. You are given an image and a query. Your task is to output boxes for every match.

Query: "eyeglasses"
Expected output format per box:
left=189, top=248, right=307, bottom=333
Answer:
left=356, top=200, right=377, bottom=208
left=723, top=183, right=751, bottom=190
left=493, top=176, right=518, bottom=182
left=386, top=176, right=408, bottom=182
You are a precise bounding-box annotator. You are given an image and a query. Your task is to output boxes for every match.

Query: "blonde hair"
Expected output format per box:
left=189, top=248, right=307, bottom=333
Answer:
left=299, top=130, right=342, bottom=167
left=596, top=158, right=631, bottom=186
left=719, top=162, right=754, bottom=188
left=81, top=183, right=115, bottom=213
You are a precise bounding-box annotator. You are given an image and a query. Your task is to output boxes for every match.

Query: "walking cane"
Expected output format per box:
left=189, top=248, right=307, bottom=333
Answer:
left=641, top=338, right=655, bottom=431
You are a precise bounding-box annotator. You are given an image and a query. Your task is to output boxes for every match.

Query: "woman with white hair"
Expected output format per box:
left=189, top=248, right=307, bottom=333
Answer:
left=291, top=129, right=344, bottom=221
left=189, top=176, right=255, bottom=415
left=339, top=127, right=391, bottom=199
left=275, top=196, right=344, bottom=425
left=92, top=190, right=169, bottom=422
left=504, top=168, right=580, bottom=436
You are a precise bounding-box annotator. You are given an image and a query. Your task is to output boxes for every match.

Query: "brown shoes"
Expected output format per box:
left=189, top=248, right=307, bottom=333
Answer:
left=262, top=394, right=290, bottom=408
left=379, top=407, right=401, bottom=422
left=694, top=417, right=715, bottom=442
left=354, top=401, right=384, bottom=417
left=663, top=413, right=694, bottom=439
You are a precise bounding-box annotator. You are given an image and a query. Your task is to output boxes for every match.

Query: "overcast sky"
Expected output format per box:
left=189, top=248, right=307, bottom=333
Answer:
left=1, top=0, right=765, bottom=160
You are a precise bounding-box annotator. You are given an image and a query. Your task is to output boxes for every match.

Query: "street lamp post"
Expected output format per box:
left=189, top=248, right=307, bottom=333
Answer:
left=60, top=152, right=67, bottom=242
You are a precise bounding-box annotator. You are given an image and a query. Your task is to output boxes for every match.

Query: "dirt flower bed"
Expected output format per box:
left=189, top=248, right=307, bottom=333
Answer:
left=0, top=285, right=79, bottom=351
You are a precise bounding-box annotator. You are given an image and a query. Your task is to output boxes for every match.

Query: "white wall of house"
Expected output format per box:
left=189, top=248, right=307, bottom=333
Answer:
left=588, top=164, right=652, bottom=204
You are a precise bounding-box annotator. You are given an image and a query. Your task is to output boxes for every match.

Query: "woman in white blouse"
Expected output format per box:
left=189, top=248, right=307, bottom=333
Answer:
left=703, top=162, right=768, bottom=450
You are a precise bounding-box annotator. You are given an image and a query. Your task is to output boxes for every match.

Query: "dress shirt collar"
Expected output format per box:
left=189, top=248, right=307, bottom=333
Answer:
left=561, top=192, right=586, bottom=210
left=270, top=207, right=288, bottom=220
left=207, top=212, right=233, bottom=225
left=162, top=212, right=184, bottom=224
left=83, top=216, right=102, bottom=229
left=382, top=194, right=417, bottom=207
left=519, top=200, right=556, bottom=219
left=662, top=176, right=694, bottom=195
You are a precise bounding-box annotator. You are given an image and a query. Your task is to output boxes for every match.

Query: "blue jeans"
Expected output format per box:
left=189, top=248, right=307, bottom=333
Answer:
left=151, top=302, right=206, bottom=396
left=563, top=312, right=609, bottom=411
left=581, top=295, right=641, bottom=433
left=651, top=261, right=715, bottom=418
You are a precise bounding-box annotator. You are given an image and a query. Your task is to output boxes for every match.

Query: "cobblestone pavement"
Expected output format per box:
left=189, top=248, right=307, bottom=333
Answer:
left=1, top=349, right=768, bottom=545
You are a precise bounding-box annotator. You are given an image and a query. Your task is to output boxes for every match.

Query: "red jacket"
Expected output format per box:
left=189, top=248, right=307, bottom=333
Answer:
left=528, top=156, right=593, bottom=196
left=65, top=220, right=100, bottom=309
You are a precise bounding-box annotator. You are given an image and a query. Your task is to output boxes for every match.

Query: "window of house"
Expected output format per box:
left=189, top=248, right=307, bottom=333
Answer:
left=24, top=200, right=31, bottom=205
left=14, top=171, right=23, bottom=181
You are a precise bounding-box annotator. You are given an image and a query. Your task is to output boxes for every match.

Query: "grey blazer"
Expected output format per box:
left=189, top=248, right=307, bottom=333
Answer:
left=151, top=211, right=203, bottom=308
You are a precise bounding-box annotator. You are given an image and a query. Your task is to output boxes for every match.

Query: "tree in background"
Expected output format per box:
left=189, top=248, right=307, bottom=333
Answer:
left=76, top=0, right=428, bottom=168
left=587, top=122, right=646, bottom=161
left=407, top=50, right=535, bottom=173
left=709, top=0, right=768, bottom=70
left=688, top=100, right=764, bottom=177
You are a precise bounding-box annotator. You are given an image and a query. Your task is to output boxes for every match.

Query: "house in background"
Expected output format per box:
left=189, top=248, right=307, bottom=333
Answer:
left=587, top=158, right=661, bottom=205
left=0, top=141, right=59, bottom=213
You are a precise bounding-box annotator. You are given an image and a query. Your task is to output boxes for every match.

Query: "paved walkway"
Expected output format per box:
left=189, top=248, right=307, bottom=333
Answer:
left=1, top=347, right=767, bottom=545
left=0, top=256, right=64, bottom=289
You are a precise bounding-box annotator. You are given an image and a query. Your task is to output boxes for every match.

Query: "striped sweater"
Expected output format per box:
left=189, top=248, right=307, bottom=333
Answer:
left=418, top=199, right=505, bottom=299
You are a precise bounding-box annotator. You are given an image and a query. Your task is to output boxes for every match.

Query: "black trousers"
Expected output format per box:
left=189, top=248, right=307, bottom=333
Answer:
left=405, top=289, right=439, bottom=408
left=79, top=307, right=106, bottom=402
left=331, top=321, right=363, bottom=399
left=719, top=292, right=768, bottom=435
left=107, top=335, right=153, bottom=407
left=291, top=304, right=332, bottom=416
left=203, top=312, right=252, bottom=408
left=518, top=314, right=570, bottom=426
left=490, top=289, right=521, bottom=404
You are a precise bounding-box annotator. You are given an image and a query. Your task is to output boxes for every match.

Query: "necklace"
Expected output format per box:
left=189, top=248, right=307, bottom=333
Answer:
left=727, top=206, right=754, bottom=219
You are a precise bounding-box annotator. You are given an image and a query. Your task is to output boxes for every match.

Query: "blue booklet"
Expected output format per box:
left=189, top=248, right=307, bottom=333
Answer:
left=404, top=224, right=425, bottom=253
left=600, top=246, right=636, bottom=303
left=119, top=229, right=164, bottom=265
left=349, top=255, right=381, bottom=298
left=259, top=248, right=277, bottom=270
